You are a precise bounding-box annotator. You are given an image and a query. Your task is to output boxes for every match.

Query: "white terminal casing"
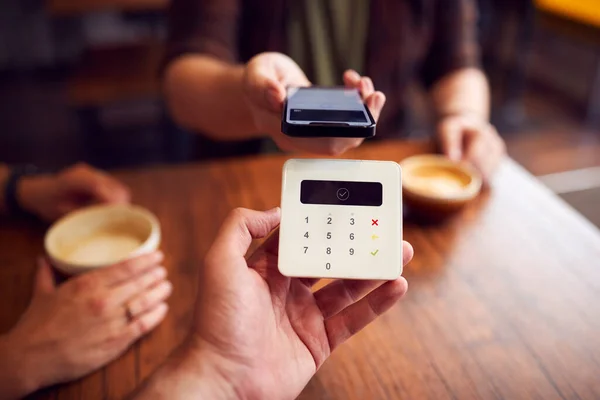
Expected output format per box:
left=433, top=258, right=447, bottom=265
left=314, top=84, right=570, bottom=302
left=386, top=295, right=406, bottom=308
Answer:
left=278, top=158, right=403, bottom=280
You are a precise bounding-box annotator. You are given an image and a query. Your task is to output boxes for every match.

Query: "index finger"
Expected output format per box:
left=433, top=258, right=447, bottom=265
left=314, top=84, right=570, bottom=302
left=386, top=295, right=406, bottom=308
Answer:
left=95, top=174, right=131, bottom=204
left=88, top=251, right=164, bottom=287
left=437, top=119, right=464, bottom=162
left=464, top=133, right=489, bottom=177
left=325, top=277, right=408, bottom=351
left=67, top=166, right=131, bottom=204
left=343, top=70, right=361, bottom=86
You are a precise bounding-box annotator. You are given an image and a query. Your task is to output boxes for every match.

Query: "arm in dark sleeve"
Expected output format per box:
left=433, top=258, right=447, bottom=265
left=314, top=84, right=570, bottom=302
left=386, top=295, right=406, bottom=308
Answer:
left=420, top=0, right=481, bottom=89
left=162, top=0, right=240, bottom=71
left=0, top=164, right=8, bottom=216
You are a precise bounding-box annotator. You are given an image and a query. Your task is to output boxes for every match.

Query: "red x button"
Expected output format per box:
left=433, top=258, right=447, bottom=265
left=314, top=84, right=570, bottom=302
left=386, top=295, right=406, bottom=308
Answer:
left=371, top=219, right=379, bottom=226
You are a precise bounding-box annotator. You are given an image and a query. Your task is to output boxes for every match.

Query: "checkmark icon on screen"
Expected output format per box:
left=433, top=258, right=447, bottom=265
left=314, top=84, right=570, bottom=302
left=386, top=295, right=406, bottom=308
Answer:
left=336, top=188, right=350, bottom=201
left=370, top=249, right=379, bottom=256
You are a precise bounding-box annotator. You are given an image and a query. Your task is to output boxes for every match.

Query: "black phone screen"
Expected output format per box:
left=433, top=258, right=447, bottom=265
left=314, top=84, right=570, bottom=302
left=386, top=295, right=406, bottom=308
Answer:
left=285, top=87, right=372, bottom=127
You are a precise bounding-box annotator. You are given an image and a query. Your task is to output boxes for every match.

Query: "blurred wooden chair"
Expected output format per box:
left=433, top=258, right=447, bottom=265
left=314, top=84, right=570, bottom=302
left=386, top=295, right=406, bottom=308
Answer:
left=47, top=0, right=167, bottom=15
left=46, top=0, right=167, bottom=109
left=535, top=0, right=600, bottom=128
left=45, top=0, right=193, bottom=163
left=477, top=0, right=536, bottom=131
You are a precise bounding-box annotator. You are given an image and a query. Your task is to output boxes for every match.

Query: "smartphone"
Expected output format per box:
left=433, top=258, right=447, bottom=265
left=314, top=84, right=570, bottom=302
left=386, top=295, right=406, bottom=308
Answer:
left=282, top=87, right=376, bottom=138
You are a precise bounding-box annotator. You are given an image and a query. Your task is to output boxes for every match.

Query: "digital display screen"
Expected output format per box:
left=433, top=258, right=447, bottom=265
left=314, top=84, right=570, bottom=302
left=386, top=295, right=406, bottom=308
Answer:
left=286, top=87, right=371, bottom=126
left=300, top=180, right=383, bottom=206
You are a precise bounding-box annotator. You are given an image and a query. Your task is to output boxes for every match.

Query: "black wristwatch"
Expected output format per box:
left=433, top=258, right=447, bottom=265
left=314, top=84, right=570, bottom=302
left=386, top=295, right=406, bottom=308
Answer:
left=4, top=164, right=43, bottom=219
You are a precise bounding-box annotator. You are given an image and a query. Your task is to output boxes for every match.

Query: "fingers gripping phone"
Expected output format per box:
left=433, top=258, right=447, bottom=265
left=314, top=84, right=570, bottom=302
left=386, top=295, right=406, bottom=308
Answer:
left=282, top=87, right=376, bottom=138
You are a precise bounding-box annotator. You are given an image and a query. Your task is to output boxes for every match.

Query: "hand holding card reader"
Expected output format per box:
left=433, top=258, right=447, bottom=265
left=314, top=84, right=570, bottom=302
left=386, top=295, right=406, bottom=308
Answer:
left=278, top=159, right=403, bottom=280
left=282, top=87, right=376, bottom=138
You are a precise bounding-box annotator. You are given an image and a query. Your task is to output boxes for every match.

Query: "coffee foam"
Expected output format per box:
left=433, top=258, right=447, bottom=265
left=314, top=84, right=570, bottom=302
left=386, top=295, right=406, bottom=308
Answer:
left=63, top=232, right=143, bottom=265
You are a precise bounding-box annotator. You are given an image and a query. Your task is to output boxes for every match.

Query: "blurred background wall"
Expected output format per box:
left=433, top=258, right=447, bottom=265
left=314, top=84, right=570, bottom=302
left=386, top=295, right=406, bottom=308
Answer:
left=0, top=0, right=599, bottom=222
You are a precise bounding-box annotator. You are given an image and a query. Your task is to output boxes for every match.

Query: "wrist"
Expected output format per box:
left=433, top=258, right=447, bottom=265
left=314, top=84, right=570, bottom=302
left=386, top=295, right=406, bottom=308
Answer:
left=2, top=165, right=54, bottom=220
left=16, top=174, right=54, bottom=219
left=239, top=64, right=264, bottom=136
left=0, top=333, right=43, bottom=399
left=0, top=165, right=9, bottom=215
left=134, top=336, right=243, bottom=400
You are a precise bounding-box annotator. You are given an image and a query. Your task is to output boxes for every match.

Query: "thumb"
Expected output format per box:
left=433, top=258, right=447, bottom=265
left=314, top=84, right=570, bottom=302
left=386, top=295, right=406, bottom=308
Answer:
left=34, top=257, right=56, bottom=295
left=245, top=65, right=286, bottom=113
left=245, top=53, right=310, bottom=113
left=365, top=91, right=386, bottom=122
left=438, top=119, right=464, bottom=161
left=206, top=207, right=281, bottom=269
left=264, top=79, right=287, bottom=112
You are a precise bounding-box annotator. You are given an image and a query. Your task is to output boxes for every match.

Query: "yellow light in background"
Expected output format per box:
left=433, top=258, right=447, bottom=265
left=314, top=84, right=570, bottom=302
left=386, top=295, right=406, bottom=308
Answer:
left=536, top=0, right=600, bottom=28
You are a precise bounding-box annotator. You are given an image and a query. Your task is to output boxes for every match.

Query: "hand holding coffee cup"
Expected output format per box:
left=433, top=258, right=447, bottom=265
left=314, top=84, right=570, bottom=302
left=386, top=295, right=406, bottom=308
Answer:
left=436, top=113, right=506, bottom=181
left=0, top=251, right=171, bottom=398
left=400, top=154, right=483, bottom=220
left=44, top=204, right=161, bottom=275
left=0, top=204, right=170, bottom=398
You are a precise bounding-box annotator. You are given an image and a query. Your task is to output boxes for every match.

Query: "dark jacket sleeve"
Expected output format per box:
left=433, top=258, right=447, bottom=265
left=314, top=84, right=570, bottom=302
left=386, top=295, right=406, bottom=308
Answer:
left=420, top=0, right=481, bottom=88
left=161, top=0, right=240, bottom=72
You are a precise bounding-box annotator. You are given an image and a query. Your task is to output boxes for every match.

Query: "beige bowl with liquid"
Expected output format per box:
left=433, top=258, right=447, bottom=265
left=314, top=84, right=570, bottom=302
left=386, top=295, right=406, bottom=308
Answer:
left=44, top=204, right=161, bottom=275
left=400, top=154, right=482, bottom=217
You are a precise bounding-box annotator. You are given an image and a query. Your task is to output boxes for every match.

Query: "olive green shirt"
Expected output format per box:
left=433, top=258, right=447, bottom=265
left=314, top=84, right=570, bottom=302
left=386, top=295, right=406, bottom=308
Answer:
left=287, top=0, right=370, bottom=86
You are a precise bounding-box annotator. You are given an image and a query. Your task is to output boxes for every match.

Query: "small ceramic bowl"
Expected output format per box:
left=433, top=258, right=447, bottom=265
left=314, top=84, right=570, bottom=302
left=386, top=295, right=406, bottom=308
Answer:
left=400, top=154, right=482, bottom=218
left=44, top=204, right=161, bottom=275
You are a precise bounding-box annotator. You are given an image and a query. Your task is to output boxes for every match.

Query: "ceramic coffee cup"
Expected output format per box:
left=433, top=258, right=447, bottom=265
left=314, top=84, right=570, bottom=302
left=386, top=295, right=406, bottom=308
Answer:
left=44, top=204, right=161, bottom=275
left=400, top=154, right=482, bottom=218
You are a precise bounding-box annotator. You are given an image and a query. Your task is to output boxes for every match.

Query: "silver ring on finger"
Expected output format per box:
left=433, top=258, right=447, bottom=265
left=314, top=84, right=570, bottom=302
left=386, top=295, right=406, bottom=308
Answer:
left=124, top=303, right=135, bottom=322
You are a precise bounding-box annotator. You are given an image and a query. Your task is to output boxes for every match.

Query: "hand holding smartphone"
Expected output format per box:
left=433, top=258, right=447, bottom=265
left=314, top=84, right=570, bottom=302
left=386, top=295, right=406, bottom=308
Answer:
left=282, top=87, right=376, bottom=138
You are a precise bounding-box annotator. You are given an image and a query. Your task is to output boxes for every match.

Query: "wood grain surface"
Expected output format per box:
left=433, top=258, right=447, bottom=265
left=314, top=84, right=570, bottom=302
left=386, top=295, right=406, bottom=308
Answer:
left=2, top=140, right=600, bottom=399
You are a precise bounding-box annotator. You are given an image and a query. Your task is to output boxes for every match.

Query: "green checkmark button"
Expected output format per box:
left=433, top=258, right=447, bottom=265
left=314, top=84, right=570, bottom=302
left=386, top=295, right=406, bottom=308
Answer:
left=370, top=249, right=379, bottom=256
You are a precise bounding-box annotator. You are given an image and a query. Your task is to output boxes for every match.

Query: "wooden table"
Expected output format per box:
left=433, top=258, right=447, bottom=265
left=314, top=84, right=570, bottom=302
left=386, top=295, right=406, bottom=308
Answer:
left=2, top=140, right=600, bottom=400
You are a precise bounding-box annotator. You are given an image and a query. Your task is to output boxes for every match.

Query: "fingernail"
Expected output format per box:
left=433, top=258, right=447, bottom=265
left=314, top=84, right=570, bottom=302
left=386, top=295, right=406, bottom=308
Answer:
left=266, top=88, right=282, bottom=110
left=448, top=149, right=461, bottom=161
left=266, top=206, right=281, bottom=216
left=158, top=302, right=169, bottom=314
left=161, top=280, right=173, bottom=293
left=267, top=86, right=280, bottom=98
left=156, top=266, right=167, bottom=278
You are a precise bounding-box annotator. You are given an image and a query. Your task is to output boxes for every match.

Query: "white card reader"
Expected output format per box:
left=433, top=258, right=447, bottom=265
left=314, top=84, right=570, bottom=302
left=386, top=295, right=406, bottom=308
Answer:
left=278, top=159, right=403, bottom=280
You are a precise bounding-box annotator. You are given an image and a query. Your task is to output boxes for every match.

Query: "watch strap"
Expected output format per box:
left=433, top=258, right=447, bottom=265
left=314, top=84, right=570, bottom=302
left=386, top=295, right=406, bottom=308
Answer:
left=4, top=164, right=42, bottom=219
